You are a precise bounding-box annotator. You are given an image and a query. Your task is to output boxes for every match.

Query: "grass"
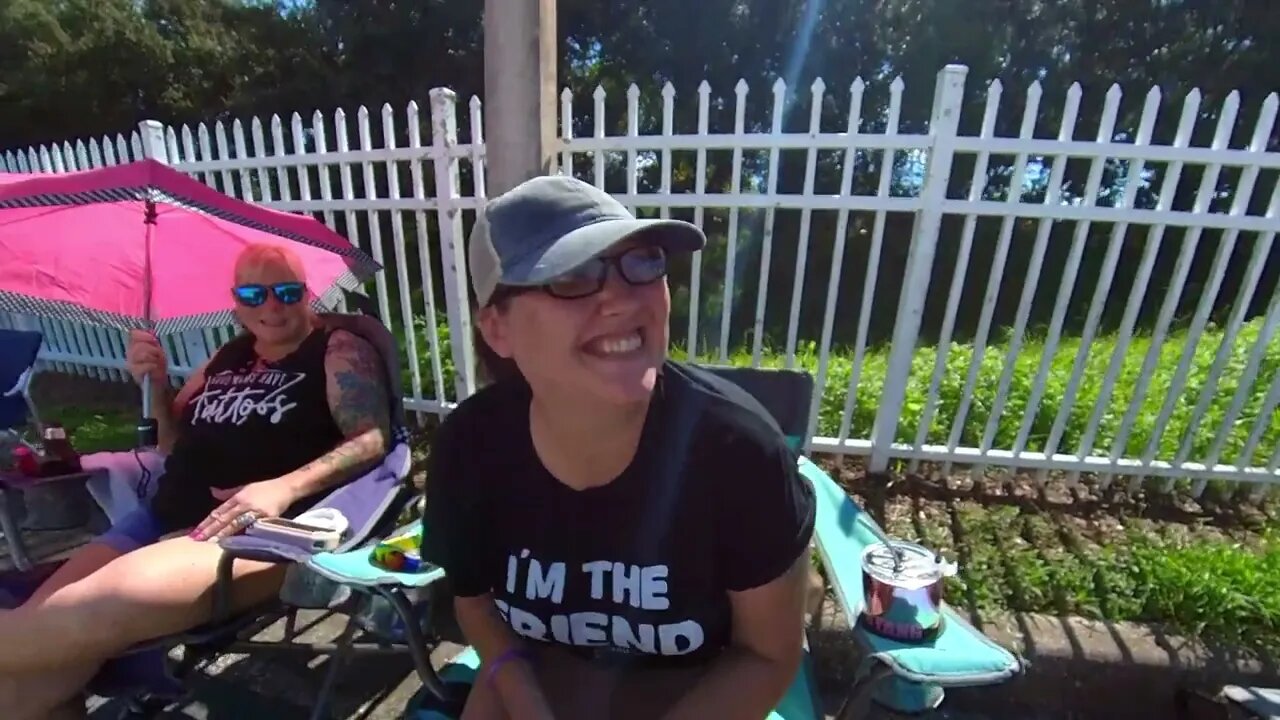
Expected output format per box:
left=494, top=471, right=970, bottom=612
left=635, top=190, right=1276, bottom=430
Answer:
left=47, top=404, right=139, bottom=454
left=683, top=315, right=1279, bottom=472
left=409, top=311, right=1279, bottom=475
left=862, top=469, right=1280, bottom=656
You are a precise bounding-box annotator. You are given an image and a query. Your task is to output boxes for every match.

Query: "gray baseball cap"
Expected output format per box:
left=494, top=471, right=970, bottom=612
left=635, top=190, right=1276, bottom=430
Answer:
left=468, top=175, right=706, bottom=306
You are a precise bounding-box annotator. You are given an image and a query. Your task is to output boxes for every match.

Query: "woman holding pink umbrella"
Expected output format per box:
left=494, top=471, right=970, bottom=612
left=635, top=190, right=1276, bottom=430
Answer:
left=0, top=243, right=393, bottom=719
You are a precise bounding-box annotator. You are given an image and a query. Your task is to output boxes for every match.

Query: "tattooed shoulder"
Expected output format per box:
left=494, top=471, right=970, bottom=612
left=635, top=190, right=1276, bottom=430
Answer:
left=325, top=330, right=391, bottom=437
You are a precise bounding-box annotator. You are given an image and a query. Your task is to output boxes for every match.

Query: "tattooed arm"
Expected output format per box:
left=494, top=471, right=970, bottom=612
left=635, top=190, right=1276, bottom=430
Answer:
left=279, top=329, right=393, bottom=499
left=193, top=330, right=393, bottom=540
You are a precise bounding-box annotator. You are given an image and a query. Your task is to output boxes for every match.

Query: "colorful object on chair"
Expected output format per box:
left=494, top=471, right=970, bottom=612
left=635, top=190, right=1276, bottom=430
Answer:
left=370, top=527, right=429, bottom=573
left=859, top=540, right=957, bottom=643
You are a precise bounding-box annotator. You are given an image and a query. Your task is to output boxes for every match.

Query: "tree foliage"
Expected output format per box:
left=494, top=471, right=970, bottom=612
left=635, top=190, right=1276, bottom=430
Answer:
left=1, top=0, right=1275, bottom=350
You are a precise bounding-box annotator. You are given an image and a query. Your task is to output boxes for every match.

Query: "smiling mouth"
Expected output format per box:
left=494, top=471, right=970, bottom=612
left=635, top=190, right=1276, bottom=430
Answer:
left=582, top=328, right=645, bottom=358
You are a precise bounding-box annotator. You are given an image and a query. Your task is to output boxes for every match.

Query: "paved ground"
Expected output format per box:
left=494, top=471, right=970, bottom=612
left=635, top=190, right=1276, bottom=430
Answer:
left=81, top=627, right=1011, bottom=720
left=84, top=613, right=447, bottom=719
left=2, top=522, right=1061, bottom=720
left=76, top=611, right=1050, bottom=720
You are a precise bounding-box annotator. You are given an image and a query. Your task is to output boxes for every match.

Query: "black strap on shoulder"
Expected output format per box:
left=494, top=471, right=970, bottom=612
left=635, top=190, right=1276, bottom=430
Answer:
left=635, top=370, right=706, bottom=568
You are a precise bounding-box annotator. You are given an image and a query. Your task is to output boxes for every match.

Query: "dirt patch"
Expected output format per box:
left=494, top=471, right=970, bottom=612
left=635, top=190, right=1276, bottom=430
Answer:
left=810, top=453, right=1280, bottom=657
left=30, top=371, right=139, bottom=412
left=816, top=454, right=1276, bottom=551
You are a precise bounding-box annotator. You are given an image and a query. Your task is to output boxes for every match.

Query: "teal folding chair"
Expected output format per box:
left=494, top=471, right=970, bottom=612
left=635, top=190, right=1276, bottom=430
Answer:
left=0, top=313, right=456, bottom=720
left=406, top=365, right=1024, bottom=718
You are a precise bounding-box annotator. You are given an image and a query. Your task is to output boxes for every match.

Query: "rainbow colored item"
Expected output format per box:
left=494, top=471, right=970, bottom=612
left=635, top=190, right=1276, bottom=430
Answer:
left=370, top=528, right=428, bottom=573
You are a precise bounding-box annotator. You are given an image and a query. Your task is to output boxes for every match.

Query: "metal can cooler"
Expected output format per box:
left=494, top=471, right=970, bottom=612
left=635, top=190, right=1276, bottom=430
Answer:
left=858, top=540, right=957, bottom=642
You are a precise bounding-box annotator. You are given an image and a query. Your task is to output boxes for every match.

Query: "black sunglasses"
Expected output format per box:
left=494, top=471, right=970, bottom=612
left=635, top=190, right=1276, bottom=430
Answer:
left=531, top=244, right=669, bottom=301
left=233, top=282, right=306, bottom=307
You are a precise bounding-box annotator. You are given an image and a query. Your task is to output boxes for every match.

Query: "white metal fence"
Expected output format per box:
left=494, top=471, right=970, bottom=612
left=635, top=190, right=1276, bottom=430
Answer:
left=3, top=65, right=1278, bottom=494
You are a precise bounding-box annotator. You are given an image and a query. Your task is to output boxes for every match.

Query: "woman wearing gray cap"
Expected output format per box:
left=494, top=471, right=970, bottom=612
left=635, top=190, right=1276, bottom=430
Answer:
left=423, top=175, right=815, bottom=719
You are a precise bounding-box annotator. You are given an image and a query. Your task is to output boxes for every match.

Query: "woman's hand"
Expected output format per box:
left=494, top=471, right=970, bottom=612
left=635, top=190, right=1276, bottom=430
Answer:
left=191, top=478, right=299, bottom=542
left=125, top=329, right=168, bottom=387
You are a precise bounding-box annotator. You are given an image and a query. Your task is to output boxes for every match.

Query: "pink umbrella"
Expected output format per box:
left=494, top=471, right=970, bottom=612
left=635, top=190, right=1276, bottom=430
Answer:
left=0, top=159, right=380, bottom=439
left=0, top=159, right=378, bottom=334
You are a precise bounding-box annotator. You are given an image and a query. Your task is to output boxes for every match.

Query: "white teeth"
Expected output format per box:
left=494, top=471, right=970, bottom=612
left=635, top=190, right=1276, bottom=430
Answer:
left=598, top=333, right=642, bottom=355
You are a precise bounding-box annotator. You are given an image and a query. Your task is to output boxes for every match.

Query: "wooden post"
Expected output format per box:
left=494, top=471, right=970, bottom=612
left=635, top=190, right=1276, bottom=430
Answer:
left=483, top=0, right=558, bottom=196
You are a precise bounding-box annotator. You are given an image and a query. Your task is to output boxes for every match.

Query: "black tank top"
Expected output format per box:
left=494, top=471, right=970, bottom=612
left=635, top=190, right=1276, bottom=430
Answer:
left=149, top=327, right=345, bottom=533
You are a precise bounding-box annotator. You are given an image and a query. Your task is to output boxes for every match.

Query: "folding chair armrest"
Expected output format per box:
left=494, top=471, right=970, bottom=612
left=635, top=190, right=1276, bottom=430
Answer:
left=859, top=618, right=1024, bottom=687
left=213, top=434, right=414, bottom=563
left=211, top=432, right=415, bottom=619
left=1, top=367, right=33, bottom=398
left=799, top=457, right=878, bottom=624
left=799, top=458, right=1023, bottom=699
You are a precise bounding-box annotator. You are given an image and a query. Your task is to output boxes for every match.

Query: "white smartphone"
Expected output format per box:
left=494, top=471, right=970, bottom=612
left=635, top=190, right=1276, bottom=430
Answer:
left=246, top=516, right=344, bottom=552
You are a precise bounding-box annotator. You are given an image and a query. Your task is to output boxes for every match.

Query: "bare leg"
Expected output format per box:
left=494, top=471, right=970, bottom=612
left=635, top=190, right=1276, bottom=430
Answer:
left=0, top=535, right=284, bottom=672
left=460, top=647, right=607, bottom=720
left=26, top=543, right=125, bottom=605
left=460, top=646, right=706, bottom=720
left=43, top=701, right=87, bottom=720
left=458, top=673, right=508, bottom=720
left=0, top=544, right=122, bottom=719
left=608, top=662, right=708, bottom=720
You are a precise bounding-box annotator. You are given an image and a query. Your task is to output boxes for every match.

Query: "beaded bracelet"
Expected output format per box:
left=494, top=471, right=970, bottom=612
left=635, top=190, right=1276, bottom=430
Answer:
left=486, top=646, right=535, bottom=689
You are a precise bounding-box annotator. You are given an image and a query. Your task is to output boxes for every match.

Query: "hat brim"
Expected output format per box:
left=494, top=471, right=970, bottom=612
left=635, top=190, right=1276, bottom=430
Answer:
left=500, top=217, right=706, bottom=288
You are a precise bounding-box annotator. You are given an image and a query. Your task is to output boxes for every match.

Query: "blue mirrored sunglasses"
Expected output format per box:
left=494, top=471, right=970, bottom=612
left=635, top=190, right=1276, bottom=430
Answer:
left=233, top=282, right=306, bottom=307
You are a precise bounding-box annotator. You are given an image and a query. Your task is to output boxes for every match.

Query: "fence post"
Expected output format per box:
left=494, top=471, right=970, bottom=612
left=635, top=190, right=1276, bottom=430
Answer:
left=429, top=88, right=477, bottom=402
left=868, top=64, right=968, bottom=473
left=137, top=120, right=169, bottom=163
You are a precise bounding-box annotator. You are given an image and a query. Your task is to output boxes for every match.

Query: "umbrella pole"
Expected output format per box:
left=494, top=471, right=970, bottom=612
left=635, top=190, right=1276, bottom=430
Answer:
left=137, top=199, right=159, bottom=450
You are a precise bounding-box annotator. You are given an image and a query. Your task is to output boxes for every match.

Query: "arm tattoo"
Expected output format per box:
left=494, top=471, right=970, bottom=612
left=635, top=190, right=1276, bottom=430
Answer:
left=292, top=331, right=394, bottom=482
left=294, top=427, right=384, bottom=478
left=327, top=331, right=391, bottom=437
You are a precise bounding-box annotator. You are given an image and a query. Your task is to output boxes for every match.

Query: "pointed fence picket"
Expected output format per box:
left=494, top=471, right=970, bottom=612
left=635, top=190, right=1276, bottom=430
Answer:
left=3, top=64, right=1279, bottom=496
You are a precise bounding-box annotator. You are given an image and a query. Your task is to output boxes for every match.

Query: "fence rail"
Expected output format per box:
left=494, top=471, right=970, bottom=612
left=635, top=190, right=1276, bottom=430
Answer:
left=4, top=64, right=1279, bottom=495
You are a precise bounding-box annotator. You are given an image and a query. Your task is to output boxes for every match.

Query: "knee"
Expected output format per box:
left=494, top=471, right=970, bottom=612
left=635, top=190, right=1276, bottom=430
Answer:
left=96, top=508, right=164, bottom=555
left=460, top=678, right=510, bottom=720
left=0, top=672, right=82, bottom=720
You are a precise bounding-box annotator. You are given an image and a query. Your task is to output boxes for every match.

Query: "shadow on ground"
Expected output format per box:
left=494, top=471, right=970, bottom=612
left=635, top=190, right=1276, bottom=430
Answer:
left=87, top=638, right=431, bottom=720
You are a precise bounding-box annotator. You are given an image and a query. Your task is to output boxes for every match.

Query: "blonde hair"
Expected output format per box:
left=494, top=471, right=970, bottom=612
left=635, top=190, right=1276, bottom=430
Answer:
left=233, top=243, right=308, bottom=284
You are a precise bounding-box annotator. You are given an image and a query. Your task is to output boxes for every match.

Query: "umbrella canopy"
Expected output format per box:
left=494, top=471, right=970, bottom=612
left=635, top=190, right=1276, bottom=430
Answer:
left=0, top=159, right=379, bottom=334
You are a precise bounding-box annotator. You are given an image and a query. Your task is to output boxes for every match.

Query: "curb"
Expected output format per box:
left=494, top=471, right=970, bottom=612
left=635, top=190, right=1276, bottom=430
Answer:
left=811, top=610, right=1279, bottom=718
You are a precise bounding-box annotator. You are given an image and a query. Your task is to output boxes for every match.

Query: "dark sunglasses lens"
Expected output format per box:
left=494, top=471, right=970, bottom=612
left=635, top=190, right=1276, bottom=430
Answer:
left=235, top=286, right=267, bottom=307
left=274, top=283, right=304, bottom=305
left=619, top=245, right=667, bottom=284
left=546, top=259, right=606, bottom=299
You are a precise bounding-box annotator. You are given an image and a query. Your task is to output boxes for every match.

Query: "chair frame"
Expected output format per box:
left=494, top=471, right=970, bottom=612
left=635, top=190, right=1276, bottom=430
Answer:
left=0, top=328, right=49, bottom=571
left=0, top=312, right=455, bottom=719
left=114, top=513, right=454, bottom=720
left=2, top=365, right=41, bottom=436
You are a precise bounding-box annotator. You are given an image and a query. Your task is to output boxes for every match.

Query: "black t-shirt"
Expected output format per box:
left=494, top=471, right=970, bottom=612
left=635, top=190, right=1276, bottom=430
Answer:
left=421, top=361, right=816, bottom=666
left=149, top=328, right=345, bottom=533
